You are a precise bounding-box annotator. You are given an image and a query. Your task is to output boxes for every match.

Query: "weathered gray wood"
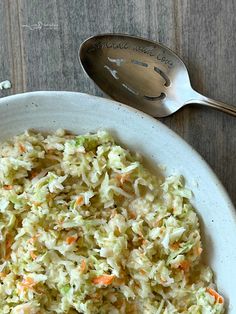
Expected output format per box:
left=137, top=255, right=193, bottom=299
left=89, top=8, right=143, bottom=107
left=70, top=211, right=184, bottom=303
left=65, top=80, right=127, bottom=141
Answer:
left=0, top=0, right=235, bottom=204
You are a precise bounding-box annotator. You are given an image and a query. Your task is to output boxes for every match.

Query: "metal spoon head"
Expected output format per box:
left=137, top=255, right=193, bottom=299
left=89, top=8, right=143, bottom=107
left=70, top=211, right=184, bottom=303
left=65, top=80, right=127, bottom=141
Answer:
left=79, top=34, right=192, bottom=117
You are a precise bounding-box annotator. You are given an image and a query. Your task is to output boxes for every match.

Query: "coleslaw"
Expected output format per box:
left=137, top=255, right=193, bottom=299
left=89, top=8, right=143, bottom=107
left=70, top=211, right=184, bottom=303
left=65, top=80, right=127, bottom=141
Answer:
left=0, top=130, right=224, bottom=313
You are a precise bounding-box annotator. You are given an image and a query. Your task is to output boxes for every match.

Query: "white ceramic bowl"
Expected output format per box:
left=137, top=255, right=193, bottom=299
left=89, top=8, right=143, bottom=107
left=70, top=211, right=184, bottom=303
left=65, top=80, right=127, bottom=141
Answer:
left=0, top=91, right=235, bottom=311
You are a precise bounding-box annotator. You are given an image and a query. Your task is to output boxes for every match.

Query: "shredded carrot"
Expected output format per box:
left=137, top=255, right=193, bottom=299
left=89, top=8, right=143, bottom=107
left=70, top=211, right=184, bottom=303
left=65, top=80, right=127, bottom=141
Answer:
left=170, top=242, right=180, bottom=250
left=76, top=195, right=84, bottom=206
left=18, top=277, right=37, bottom=293
left=80, top=259, right=86, bottom=273
left=19, top=143, right=26, bottom=153
left=5, top=234, right=13, bottom=260
left=27, top=234, right=40, bottom=245
left=3, top=185, right=13, bottom=190
left=6, top=235, right=12, bottom=248
left=0, top=272, right=6, bottom=279
left=92, top=274, right=115, bottom=285
left=194, top=245, right=203, bottom=256
left=22, top=277, right=36, bottom=287
left=29, top=170, right=39, bottom=179
left=116, top=173, right=130, bottom=185
left=179, top=260, right=190, bottom=272
left=207, top=288, right=224, bottom=304
left=129, top=211, right=136, bottom=219
left=30, top=251, right=37, bottom=260
left=198, top=247, right=203, bottom=255
left=66, top=236, right=77, bottom=245
left=139, top=269, right=146, bottom=275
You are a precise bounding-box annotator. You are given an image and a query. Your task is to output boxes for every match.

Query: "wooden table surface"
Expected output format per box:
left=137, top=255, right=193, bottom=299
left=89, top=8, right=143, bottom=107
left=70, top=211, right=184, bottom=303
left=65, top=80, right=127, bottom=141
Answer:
left=1, top=0, right=235, bottom=205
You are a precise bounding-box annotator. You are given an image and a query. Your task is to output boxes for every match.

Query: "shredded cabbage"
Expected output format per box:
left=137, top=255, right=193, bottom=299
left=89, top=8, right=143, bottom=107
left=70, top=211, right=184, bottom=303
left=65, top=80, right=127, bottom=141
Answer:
left=0, top=130, right=224, bottom=313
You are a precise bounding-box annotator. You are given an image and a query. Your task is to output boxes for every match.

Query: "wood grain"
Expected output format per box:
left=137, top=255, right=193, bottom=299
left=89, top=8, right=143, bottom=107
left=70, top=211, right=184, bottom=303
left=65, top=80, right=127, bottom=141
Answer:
left=0, top=0, right=235, bottom=205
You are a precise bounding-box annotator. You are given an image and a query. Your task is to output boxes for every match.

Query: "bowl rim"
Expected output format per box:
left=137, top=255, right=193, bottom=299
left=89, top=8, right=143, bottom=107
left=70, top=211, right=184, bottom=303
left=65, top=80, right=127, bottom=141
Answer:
left=0, top=90, right=235, bottom=222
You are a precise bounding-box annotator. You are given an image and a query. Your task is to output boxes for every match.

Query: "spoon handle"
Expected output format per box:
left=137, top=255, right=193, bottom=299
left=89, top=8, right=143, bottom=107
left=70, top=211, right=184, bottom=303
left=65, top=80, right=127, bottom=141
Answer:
left=190, top=94, right=236, bottom=117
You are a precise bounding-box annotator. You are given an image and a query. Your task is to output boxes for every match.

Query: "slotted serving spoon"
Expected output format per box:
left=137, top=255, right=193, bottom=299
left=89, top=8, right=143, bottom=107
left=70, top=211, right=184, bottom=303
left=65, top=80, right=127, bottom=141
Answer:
left=79, top=34, right=236, bottom=117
